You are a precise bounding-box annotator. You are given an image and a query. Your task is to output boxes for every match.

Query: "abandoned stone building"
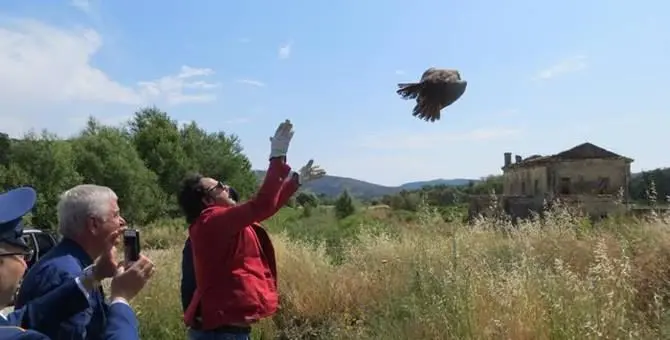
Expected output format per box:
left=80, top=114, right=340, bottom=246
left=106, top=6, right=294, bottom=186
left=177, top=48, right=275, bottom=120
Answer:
left=469, top=142, right=634, bottom=220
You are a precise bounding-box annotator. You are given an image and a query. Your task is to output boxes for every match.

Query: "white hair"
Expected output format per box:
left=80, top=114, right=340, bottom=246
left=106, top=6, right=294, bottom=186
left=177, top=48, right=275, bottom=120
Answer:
left=57, top=184, right=118, bottom=238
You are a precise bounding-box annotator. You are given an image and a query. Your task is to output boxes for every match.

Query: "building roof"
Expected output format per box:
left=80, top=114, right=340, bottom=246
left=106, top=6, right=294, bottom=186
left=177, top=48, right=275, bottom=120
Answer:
left=503, top=142, right=634, bottom=170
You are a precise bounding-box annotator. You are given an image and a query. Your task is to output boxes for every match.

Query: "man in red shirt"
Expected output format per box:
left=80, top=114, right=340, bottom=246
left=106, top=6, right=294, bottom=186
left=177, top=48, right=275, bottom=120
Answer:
left=178, top=120, right=326, bottom=340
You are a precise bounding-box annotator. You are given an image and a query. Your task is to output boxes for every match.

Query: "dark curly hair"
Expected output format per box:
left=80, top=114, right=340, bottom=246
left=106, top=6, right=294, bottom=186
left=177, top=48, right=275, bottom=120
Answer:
left=177, top=172, right=206, bottom=224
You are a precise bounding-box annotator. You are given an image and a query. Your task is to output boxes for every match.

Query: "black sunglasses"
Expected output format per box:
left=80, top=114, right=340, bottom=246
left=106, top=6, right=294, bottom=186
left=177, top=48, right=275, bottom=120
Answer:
left=0, top=249, right=34, bottom=262
left=205, top=181, right=226, bottom=193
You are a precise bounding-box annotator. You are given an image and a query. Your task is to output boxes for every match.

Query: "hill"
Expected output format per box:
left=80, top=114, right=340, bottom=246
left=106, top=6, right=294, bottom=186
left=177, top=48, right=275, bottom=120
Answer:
left=399, top=178, right=474, bottom=190
left=253, top=170, right=478, bottom=198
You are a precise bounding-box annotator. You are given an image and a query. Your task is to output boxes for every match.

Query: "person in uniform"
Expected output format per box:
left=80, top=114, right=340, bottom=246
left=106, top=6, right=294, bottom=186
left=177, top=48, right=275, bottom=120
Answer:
left=13, top=185, right=156, bottom=340
left=0, top=186, right=151, bottom=339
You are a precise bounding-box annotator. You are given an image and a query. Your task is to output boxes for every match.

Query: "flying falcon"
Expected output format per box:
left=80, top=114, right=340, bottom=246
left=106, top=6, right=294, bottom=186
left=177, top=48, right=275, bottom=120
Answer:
left=396, top=68, right=468, bottom=122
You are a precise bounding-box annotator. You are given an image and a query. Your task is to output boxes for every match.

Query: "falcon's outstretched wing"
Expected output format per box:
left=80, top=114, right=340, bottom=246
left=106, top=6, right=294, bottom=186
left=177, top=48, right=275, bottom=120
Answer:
left=396, top=68, right=467, bottom=123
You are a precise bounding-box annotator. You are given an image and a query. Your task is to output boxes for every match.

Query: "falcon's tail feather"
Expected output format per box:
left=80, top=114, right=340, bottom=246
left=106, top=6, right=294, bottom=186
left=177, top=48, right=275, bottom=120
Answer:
left=412, top=101, right=441, bottom=122
left=396, top=82, right=423, bottom=100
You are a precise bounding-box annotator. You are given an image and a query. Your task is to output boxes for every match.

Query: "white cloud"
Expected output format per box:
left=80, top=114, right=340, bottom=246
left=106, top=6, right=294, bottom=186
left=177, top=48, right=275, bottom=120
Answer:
left=358, top=127, right=523, bottom=150
left=394, top=70, right=405, bottom=75
left=0, top=18, right=219, bottom=137
left=535, top=55, right=588, bottom=80
left=235, top=79, right=266, bottom=87
left=136, top=65, right=219, bottom=105
left=0, top=20, right=136, bottom=104
left=278, top=42, right=291, bottom=59
left=70, top=0, right=92, bottom=14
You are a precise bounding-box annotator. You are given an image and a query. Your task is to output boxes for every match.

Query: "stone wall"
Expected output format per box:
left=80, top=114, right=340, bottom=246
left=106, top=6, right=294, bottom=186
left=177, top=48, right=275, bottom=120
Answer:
left=549, top=158, right=630, bottom=198
left=503, top=159, right=630, bottom=198
left=467, top=194, right=545, bottom=221
left=503, top=166, right=549, bottom=196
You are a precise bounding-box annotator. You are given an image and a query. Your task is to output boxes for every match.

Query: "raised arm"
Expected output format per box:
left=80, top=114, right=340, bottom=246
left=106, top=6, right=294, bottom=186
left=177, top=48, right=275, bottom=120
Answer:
left=276, top=173, right=300, bottom=208
left=203, top=157, right=291, bottom=235
left=199, top=120, right=296, bottom=235
left=275, top=159, right=326, bottom=209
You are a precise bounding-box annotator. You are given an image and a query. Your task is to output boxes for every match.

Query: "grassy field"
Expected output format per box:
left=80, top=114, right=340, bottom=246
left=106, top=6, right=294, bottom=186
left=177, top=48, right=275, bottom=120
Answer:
left=130, top=204, right=670, bottom=339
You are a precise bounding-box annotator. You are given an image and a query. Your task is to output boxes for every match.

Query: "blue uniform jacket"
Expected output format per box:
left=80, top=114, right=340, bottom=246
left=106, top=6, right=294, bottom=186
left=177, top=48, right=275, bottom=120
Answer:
left=5, top=279, right=88, bottom=332
left=15, top=238, right=111, bottom=340
left=0, top=302, right=139, bottom=340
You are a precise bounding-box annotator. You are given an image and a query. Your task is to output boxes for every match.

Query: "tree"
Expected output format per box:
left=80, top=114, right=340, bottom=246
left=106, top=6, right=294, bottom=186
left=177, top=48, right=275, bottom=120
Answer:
left=72, top=119, right=166, bottom=225
left=0, top=132, right=10, bottom=166
left=630, top=168, right=670, bottom=203
left=296, top=191, right=319, bottom=208
left=0, top=106, right=260, bottom=229
left=128, top=108, right=189, bottom=198
left=334, top=190, right=356, bottom=219
left=178, top=122, right=257, bottom=200
left=0, top=131, right=83, bottom=228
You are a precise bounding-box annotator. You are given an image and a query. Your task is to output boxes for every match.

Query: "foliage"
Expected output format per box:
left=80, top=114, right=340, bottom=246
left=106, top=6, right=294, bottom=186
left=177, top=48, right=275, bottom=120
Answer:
left=5, top=106, right=670, bottom=339
left=380, top=175, right=502, bottom=209
left=378, top=171, right=670, bottom=223
left=334, top=189, right=356, bottom=219
left=630, top=168, right=670, bottom=203
left=296, top=191, right=319, bottom=208
left=0, top=107, right=256, bottom=229
left=132, top=206, right=670, bottom=339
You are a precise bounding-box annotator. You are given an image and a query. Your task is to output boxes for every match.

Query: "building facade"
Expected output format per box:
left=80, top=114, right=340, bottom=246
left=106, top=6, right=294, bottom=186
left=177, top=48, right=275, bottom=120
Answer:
left=469, top=142, right=634, bottom=220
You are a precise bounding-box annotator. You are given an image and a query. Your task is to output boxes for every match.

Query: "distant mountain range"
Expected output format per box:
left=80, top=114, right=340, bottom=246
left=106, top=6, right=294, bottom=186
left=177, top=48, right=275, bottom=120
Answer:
left=253, top=170, right=476, bottom=198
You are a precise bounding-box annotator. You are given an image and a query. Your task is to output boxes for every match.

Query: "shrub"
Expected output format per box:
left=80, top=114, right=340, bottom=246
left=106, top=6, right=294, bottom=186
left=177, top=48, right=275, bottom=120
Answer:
left=133, top=206, right=670, bottom=339
left=334, top=190, right=355, bottom=219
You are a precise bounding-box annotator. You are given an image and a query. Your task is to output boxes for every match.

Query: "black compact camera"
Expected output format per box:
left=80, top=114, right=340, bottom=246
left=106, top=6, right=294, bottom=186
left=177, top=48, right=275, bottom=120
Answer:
left=123, top=229, right=141, bottom=262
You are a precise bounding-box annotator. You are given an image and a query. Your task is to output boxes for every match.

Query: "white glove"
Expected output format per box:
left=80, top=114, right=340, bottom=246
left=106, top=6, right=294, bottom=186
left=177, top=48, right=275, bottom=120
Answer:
left=269, top=119, right=294, bottom=159
left=296, top=159, right=326, bottom=185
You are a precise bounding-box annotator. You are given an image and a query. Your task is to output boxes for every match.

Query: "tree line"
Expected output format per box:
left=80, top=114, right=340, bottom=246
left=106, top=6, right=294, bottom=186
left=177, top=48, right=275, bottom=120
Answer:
left=2, top=106, right=667, bottom=230
left=0, top=107, right=257, bottom=229
left=378, top=169, right=670, bottom=212
left=630, top=168, right=670, bottom=204
left=376, top=175, right=503, bottom=211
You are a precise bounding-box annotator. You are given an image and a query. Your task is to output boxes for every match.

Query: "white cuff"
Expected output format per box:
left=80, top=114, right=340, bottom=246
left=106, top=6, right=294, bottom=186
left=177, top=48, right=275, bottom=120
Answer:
left=110, top=297, right=130, bottom=306
left=74, top=276, right=91, bottom=300
left=269, top=149, right=287, bottom=159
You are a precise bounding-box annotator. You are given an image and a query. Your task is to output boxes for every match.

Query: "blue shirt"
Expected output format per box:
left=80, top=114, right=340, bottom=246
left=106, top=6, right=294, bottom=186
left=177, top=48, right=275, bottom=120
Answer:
left=180, top=237, right=196, bottom=314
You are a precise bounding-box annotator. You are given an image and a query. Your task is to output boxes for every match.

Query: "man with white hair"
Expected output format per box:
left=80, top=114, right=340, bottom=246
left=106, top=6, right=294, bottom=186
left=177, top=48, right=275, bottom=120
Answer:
left=15, top=184, right=156, bottom=340
left=0, top=186, right=152, bottom=340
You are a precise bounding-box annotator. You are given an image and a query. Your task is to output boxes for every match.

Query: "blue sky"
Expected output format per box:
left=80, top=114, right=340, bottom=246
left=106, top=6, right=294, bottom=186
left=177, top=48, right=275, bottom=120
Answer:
left=0, top=0, right=668, bottom=186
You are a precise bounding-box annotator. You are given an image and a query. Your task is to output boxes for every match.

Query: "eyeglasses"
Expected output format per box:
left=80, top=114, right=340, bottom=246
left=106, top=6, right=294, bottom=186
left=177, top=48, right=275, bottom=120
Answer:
left=205, top=181, right=227, bottom=194
left=0, top=249, right=34, bottom=262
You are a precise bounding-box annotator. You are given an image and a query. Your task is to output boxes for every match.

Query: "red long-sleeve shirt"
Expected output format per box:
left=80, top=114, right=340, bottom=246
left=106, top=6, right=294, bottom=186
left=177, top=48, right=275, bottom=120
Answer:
left=184, top=157, right=299, bottom=330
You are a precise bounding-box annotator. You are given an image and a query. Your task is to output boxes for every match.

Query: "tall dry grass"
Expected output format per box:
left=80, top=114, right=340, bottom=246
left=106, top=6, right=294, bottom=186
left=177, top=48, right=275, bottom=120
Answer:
left=131, top=206, right=670, bottom=339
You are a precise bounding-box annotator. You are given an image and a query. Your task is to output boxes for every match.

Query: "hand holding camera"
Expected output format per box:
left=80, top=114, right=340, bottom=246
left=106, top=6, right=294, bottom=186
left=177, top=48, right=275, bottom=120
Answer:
left=90, top=228, right=125, bottom=281
left=108, top=228, right=155, bottom=302
left=110, top=254, right=155, bottom=302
